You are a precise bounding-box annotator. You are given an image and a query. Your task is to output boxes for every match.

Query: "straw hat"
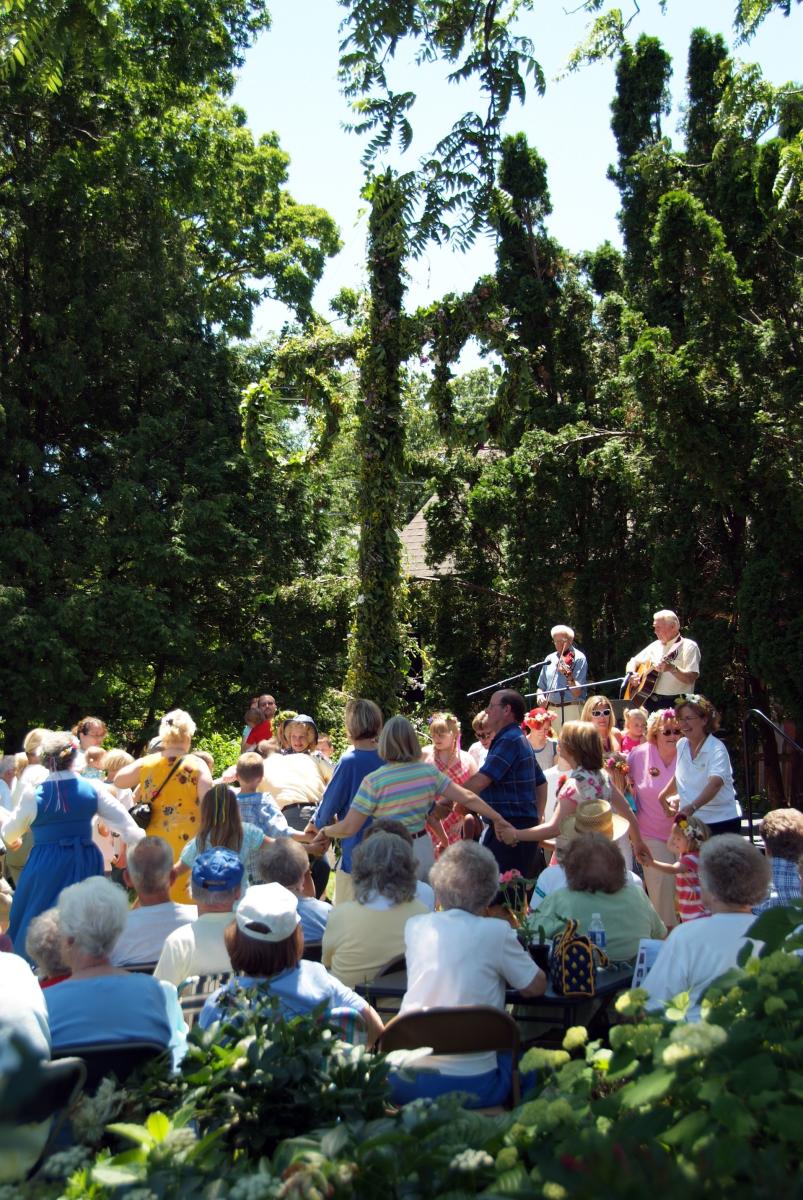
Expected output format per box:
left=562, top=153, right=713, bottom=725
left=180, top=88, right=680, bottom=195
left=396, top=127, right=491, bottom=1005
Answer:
left=560, top=799, right=629, bottom=842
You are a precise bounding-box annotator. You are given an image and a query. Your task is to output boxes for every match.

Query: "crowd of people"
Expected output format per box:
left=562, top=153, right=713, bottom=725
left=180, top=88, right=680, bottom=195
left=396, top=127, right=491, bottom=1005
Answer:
left=1, top=615, right=802, bottom=1163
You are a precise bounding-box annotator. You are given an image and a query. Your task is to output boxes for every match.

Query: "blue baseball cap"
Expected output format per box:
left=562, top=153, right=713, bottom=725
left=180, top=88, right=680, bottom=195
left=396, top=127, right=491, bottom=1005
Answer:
left=192, top=848, right=244, bottom=892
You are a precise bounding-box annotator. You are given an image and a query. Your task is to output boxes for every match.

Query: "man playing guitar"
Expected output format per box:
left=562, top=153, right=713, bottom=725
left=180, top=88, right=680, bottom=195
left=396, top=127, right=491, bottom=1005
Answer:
left=625, top=610, right=700, bottom=711
left=536, top=624, right=589, bottom=732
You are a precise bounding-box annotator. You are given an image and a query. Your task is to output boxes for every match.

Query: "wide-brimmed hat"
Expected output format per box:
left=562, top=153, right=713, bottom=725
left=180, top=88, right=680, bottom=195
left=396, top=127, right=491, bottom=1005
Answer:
left=560, top=799, right=629, bottom=842
left=235, top=883, right=300, bottom=943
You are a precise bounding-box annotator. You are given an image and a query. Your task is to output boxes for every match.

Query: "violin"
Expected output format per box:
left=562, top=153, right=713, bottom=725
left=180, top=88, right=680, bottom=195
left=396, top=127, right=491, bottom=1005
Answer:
left=556, top=641, right=576, bottom=682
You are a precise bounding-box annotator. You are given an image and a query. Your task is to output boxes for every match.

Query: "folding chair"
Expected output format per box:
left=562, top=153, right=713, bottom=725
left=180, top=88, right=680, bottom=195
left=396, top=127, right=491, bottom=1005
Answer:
left=51, top=1041, right=166, bottom=1092
left=302, top=941, right=323, bottom=962
left=179, top=972, right=233, bottom=1028
left=377, top=1006, right=522, bottom=1107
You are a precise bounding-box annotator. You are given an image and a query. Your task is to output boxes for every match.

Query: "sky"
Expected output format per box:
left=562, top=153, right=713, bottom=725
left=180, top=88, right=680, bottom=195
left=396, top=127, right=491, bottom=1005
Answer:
left=231, top=0, right=800, bottom=351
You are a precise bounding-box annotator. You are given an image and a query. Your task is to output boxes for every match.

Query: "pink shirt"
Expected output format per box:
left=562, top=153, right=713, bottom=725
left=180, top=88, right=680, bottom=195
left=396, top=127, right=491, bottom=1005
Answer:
left=621, top=734, right=644, bottom=753
left=628, top=742, right=675, bottom=842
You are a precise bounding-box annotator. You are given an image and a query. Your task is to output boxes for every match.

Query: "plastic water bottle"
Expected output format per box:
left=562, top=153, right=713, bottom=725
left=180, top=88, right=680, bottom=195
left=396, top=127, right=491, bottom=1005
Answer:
left=588, top=913, right=606, bottom=954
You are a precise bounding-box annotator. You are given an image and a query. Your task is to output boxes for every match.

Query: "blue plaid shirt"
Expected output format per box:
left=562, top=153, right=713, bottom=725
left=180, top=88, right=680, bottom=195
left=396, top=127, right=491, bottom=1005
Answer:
left=237, top=791, right=290, bottom=838
left=478, top=723, right=545, bottom=826
left=753, top=856, right=801, bottom=914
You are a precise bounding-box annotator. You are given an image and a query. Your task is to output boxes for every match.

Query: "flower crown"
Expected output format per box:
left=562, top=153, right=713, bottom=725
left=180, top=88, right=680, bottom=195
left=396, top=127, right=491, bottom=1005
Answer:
left=524, top=707, right=555, bottom=729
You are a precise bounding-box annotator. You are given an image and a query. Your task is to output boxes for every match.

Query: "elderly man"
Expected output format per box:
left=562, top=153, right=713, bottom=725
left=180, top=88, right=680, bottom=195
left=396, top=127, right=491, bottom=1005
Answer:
left=536, top=624, right=589, bottom=731
left=111, top=836, right=197, bottom=967
left=462, top=689, right=547, bottom=876
left=155, top=849, right=243, bottom=986
left=625, top=610, right=700, bottom=712
left=255, top=839, right=330, bottom=943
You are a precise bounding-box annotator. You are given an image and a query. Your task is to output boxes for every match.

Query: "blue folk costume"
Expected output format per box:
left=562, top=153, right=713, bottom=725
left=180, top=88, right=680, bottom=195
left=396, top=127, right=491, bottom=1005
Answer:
left=9, top=771, right=113, bottom=958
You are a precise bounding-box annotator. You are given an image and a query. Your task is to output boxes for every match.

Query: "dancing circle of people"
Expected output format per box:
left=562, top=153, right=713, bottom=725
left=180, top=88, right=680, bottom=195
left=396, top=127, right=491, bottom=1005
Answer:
left=1, top=607, right=801, bottom=1140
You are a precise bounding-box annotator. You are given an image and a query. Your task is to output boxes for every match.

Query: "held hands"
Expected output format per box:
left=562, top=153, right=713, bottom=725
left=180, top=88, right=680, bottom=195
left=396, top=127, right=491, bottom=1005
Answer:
left=495, top=820, right=518, bottom=846
left=634, top=841, right=654, bottom=867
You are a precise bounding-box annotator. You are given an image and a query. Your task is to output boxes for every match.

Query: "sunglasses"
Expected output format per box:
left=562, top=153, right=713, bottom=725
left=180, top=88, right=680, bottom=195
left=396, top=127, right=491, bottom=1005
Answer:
left=591, top=708, right=611, bottom=717
left=662, top=728, right=682, bottom=736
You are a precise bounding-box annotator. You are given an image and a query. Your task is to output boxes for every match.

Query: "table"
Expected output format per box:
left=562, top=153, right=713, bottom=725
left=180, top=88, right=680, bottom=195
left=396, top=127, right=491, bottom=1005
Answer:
left=357, top=964, right=635, bottom=1032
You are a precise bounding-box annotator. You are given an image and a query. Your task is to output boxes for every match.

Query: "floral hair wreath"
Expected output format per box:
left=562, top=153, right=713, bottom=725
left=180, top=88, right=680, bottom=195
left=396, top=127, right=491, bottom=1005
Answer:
left=523, top=707, right=555, bottom=729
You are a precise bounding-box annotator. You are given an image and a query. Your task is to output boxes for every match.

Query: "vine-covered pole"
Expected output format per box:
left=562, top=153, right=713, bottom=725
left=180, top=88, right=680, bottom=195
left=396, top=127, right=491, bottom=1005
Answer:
left=346, top=171, right=408, bottom=713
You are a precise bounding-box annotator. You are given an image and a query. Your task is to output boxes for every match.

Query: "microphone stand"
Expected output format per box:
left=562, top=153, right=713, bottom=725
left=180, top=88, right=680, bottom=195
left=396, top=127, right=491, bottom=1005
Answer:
left=524, top=676, right=629, bottom=719
left=466, top=660, right=549, bottom=701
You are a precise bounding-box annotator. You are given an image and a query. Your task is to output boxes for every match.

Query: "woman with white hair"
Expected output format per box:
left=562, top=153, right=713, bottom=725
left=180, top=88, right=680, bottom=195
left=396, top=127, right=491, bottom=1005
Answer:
left=25, top=908, right=71, bottom=986
left=114, top=710, right=213, bottom=902
left=390, top=841, right=546, bottom=1107
left=5, top=732, right=145, bottom=958
left=44, top=876, right=186, bottom=1065
left=322, top=832, right=428, bottom=987
left=643, top=836, right=771, bottom=1020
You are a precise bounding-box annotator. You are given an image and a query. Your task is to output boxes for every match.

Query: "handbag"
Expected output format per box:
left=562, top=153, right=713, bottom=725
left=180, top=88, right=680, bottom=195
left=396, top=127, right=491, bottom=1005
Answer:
left=130, top=756, right=185, bottom=830
left=549, top=918, right=609, bottom=998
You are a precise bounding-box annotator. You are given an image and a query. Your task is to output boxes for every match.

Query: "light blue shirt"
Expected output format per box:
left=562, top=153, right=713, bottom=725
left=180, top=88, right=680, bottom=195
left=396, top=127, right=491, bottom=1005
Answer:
left=537, top=647, right=589, bottom=703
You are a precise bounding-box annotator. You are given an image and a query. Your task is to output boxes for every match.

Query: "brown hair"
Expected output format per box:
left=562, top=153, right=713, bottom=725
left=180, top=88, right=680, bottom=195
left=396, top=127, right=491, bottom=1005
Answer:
left=197, top=784, right=243, bottom=854
left=345, top=698, right=383, bottom=741
left=237, top=752, right=265, bottom=787
left=564, top=833, right=626, bottom=894
left=559, top=721, right=604, bottom=772
left=759, top=808, right=803, bottom=862
left=675, top=695, right=720, bottom=734
left=471, top=710, right=487, bottom=735
left=71, top=716, right=108, bottom=739
left=224, top=921, right=303, bottom=976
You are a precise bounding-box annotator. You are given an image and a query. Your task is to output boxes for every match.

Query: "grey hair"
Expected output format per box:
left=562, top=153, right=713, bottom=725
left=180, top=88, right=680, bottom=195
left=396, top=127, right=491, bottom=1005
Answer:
left=40, top=731, right=78, bottom=770
left=255, top=838, right=309, bottom=889
left=431, top=841, right=499, bottom=914
left=190, top=881, right=242, bottom=906
left=699, top=835, right=771, bottom=908
left=26, top=908, right=70, bottom=978
left=126, top=836, right=174, bottom=894
left=58, top=876, right=129, bottom=958
left=352, top=831, right=416, bottom=906
left=653, top=609, right=680, bottom=627
left=0, top=755, right=16, bottom=775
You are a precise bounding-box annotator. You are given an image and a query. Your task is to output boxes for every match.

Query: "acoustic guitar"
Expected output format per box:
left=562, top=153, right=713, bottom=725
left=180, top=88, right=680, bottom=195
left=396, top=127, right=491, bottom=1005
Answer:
left=623, top=636, right=682, bottom=704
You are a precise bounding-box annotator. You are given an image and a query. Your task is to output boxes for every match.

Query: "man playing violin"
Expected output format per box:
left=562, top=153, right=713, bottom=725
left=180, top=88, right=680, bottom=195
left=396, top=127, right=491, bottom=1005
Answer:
left=536, top=624, right=589, bottom=732
left=625, top=610, right=700, bottom=712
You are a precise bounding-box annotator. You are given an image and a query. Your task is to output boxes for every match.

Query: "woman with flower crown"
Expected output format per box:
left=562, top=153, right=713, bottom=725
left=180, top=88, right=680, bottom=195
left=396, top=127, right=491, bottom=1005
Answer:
left=5, top=730, right=145, bottom=959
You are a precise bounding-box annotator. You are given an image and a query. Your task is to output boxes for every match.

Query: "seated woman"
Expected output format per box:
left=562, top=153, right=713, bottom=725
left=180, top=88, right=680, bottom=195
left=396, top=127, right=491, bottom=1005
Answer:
left=529, top=801, right=645, bottom=911
left=199, top=883, right=384, bottom=1045
left=643, top=836, right=771, bottom=1021
left=391, top=841, right=546, bottom=1109
left=25, top=907, right=71, bottom=987
left=43, top=877, right=186, bottom=1068
left=322, top=832, right=428, bottom=987
left=535, top=831, right=666, bottom=963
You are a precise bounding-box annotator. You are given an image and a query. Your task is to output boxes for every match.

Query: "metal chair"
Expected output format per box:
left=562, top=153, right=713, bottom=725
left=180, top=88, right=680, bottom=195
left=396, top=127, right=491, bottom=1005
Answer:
left=179, top=972, right=233, bottom=1028
left=15, top=1057, right=87, bottom=1180
left=377, top=1006, right=522, bottom=1107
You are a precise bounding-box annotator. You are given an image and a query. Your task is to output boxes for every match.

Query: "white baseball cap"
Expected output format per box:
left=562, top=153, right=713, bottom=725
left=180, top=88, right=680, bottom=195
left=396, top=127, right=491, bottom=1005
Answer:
left=235, top=883, right=300, bottom=943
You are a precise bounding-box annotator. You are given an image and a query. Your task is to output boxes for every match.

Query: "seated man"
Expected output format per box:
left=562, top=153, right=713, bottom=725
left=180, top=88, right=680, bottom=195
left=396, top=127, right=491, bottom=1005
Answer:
left=111, top=836, right=197, bottom=967
left=754, top=808, right=803, bottom=913
left=155, top=849, right=243, bottom=987
left=254, top=839, right=330, bottom=944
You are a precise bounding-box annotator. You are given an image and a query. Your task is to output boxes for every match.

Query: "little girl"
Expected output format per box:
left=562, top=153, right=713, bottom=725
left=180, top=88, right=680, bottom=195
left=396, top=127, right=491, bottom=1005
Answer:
left=174, top=783, right=271, bottom=884
left=621, top=707, right=648, bottom=753
left=523, top=707, right=559, bottom=770
left=649, top=813, right=710, bottom=922
left=422, top=711, right=477, bottom=854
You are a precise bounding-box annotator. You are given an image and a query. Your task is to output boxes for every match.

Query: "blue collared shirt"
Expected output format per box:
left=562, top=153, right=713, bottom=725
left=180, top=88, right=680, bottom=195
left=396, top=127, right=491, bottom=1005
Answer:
left=753, top=857, right=801, bottom=914
left=237, top=791, right=290, bottom=838
left=536, top=647, right=589, bottom=703
left=479, top=723, right=545, bottom=825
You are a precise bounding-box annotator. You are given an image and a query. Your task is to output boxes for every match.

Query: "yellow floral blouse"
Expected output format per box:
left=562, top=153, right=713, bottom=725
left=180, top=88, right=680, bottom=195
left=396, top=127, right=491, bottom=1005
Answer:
left=139, top=752, right=204, bottom=902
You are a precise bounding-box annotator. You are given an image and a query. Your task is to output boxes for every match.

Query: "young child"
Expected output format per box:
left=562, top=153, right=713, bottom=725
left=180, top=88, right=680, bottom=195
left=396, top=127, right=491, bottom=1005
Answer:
left=523, top=707, right=559, bottom=769
left=648, top=813, right=710, bottom=922
left=621, top=707, right=649, bottom=753
left=82, top=745, right=107, bottom=780
left=234, top=751, right=298, bottom=840
left=422, top=711, right=477, bottom=855
left=174, top=782, right=269, bottom=883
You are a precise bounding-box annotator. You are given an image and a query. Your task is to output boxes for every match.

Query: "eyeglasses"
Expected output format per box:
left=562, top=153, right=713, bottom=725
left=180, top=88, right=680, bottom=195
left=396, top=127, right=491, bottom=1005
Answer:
left=591, top=708, right=611, bottom=717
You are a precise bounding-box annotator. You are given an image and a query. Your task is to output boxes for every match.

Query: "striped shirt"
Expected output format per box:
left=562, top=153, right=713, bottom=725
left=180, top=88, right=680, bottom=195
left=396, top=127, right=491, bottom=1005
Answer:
left=351, top=761, right=451, bottom=832
left=676, top=852, right=708, bottom=921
